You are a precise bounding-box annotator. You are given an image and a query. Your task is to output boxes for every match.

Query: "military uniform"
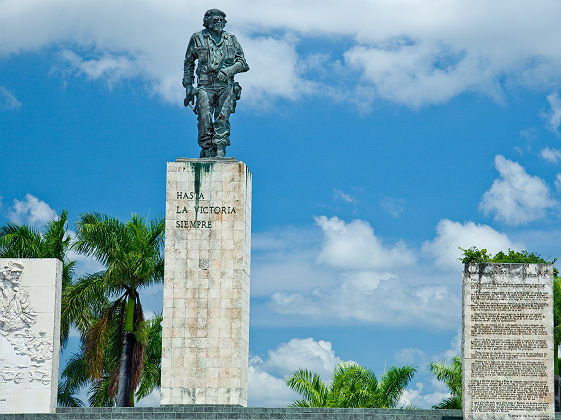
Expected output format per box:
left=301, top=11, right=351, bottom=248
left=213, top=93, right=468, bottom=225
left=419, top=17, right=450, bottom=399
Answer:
left=183, top=29, right=249, bottom=157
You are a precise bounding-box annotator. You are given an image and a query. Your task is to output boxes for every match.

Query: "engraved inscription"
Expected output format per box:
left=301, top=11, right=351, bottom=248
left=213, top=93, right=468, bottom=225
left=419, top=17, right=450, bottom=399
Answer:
left=173, top=190, right=237, bottom=229
left=463, top=264, right=554, bottom=419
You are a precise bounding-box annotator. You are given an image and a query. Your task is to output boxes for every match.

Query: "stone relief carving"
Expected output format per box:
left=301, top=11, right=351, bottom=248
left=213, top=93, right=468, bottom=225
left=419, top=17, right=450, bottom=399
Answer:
left=0, top=262, right=36, bottom=332
left=0, top=261, right=53, bottom=386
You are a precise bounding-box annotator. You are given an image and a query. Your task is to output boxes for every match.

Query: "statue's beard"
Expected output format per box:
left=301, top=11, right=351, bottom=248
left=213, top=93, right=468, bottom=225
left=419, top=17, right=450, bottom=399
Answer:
left=209, top=23, right=225, bottom=33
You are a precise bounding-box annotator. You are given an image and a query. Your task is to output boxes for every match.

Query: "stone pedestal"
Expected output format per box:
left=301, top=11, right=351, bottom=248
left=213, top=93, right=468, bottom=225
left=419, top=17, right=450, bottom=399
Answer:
left=0, top=259, right=62, bottom=414
left=462, top=263, right=554, bottom=420
left=161, top=158, right=251, bottom=406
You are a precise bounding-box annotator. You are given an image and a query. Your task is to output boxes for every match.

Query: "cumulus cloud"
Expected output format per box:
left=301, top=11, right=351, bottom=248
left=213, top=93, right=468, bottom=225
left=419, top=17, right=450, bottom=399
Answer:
left=265, top=338, right=343, bottom=379
left=60, top=50, right=140, bottom=88
left=250, top=217, right=459, bottom=329
left=270, top=270, right=459, bottom=329
left=0, top=86, right=21, bottom=110
left=541, top=147, right=561, bottom=164
left=8, top=194, right=58, bottom=226
left=399, top=382, right=450, bottom=409
left=3, top=1, right=561, bottom=108
left=422, top=219, right=521, bottom=270
left=545, top=92, right=561, bottom=133
left=248, top=337, right=345, bottom=406
left=315, top=216, right=416, bottom=270
left=249, top=357, right=297, bottom=407
left=480, top=155, right=557, bottom=225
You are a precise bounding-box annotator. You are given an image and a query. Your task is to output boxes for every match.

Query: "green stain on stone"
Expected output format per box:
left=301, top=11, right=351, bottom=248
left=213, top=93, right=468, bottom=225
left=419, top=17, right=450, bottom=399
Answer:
left=191, top=162, right=214, bottom=221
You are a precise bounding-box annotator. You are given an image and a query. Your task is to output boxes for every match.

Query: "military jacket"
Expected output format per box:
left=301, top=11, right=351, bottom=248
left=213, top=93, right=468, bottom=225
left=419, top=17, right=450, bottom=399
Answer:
left=184, top=29, right=249, bottom=86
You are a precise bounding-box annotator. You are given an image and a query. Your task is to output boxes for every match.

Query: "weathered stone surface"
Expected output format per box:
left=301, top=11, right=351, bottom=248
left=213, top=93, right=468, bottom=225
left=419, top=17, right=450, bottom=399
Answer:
left=0, top=258, right=62, bottom=414
left=462, top=263, right=554, bottom=420
left=0, top=406, right=467, bottom=420
left=161, top=158, right=251, bottom=406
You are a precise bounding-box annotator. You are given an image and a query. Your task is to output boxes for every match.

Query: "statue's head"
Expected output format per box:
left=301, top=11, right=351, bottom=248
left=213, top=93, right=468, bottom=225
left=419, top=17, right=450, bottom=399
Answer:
left=203, top=9, right=226, bottom=32
left=1, top=262, right=24, bottom=286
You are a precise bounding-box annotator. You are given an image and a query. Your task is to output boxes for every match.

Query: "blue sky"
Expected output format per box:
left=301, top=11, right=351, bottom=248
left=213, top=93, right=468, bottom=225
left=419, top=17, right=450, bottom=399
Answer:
left=2, top=0, right=561, bottom=408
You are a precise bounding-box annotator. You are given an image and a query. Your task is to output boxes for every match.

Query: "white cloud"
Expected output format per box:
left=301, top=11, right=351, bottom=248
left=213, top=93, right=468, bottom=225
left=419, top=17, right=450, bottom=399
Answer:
left=3, top=1, right=561, bottom=108
left=333, top=189, right=354, bottom=203
left=264, top=338, right=343, bottom=379
left=315, top=216, right=416, bottom=270
left=60, top=50, right=140, bottom=88
left=545, top=92, right=561, bottom=133
left=422, top=219, right=521, bottom=270
left=251, top=217, right=459, bottom=329
left=555, top=174, right=561, bottom=192
left=251, top=227, right=330, bottom=297
left=380, top=196, right=405, bottom=218
left=249, top=356, right=298, bottom=407
left=270, top=270, right=459, bottom=329
left=0, top=86, right=21, bottom=110
left=541, top=147, right=561, bottom=164
left=399, top=381, right=449, bottom=408
left=248, top=337, right=344, bottom=406
left=8, top=194, right=58, bottom=226
left=480, top=155, right=557, bottom=225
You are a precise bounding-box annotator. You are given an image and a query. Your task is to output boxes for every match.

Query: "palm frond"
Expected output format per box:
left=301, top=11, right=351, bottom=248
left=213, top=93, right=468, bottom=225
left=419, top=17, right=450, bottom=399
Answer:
left=0, top=223, right=43, bottom=257
left=85, top=300, right=123, bottom=379
left=286, top=369, right=329, bottom=407
left=432, top=395, right=461, bottom=409
left=377, top=365, right=416, bottom=408
left=89, top=375, right=115, bottom=407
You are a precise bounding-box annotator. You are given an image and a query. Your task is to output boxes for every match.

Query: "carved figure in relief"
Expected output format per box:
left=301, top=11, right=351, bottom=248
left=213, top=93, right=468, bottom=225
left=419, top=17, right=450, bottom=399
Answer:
left=183, top=9, right=249, bottom=158
left=0, top=262, right=36, bottom=332
left=0, top=261, right=53, bottom=388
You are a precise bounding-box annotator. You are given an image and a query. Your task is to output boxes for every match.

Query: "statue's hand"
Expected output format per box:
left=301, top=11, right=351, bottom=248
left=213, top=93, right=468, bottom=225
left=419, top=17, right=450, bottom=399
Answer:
left=217, top=70, right=228, bottom=82
left=184, top=85, right=195, bottom=107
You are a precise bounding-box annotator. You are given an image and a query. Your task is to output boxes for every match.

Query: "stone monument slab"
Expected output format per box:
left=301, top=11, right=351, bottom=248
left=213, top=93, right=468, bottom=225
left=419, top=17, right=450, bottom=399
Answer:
left=0, top=258, right=62, bottom=414
left=462, top=263, right=554, bottom=420
left=161, top=158, right=251, bottom=406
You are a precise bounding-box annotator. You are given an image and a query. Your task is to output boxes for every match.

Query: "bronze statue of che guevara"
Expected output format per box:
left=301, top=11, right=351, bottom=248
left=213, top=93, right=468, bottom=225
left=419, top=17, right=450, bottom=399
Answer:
left=183, top=9, right=249, bottom=158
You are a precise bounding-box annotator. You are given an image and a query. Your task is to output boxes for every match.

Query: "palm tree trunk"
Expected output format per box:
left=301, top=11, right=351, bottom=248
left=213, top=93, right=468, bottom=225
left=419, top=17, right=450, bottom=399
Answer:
left=116, top=295, right=136, bottom=406
left=116, top=331, right=135, bottom=406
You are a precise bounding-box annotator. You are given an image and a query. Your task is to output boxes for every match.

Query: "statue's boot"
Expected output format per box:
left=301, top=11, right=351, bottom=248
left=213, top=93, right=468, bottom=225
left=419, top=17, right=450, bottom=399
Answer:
left=216, top=144, right=226, bottom=158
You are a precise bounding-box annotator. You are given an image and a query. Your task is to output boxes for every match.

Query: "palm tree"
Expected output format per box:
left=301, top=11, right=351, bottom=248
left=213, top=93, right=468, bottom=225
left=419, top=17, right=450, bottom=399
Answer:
left=428, top=356, right=462, bottom=409
left=58, top=312, right=163, bottom=407
left=64, top=213, right=164, bottom=407
left=0, top=210, right=76, bottom=347
left=286, top=362, right=415, bottom=408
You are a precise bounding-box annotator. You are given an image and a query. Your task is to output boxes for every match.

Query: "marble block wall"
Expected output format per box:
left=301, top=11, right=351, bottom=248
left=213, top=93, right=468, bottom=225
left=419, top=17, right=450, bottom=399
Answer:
left=161, top=159, right=251, bottom=406
left=0, top=258, right=62, bottom=414
left=462, top=263, right=554, bottom=420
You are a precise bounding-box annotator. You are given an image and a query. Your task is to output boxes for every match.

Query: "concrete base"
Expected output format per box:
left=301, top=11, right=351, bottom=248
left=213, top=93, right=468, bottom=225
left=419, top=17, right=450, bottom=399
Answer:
left=0, top=259, right=62, bottom=414
left=161, top=159, right=251, bottom=406
left=1, top=406, right=465, bottom=419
